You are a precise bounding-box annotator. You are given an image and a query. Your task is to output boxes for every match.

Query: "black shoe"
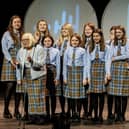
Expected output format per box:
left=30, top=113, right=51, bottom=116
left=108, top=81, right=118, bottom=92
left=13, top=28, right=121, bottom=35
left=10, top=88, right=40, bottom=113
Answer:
left=22, top=115, right=29, bottom=121
left=87, top=112, right=92, bottom=120
left=66, top=112, right=71, bottom=118
left=98, top=116, right=103, bottom=124
left=82, top=113, right=88, bottom=120
left=3, top=111, right=12, bottom=119
left=115, top=115, right=122, bottom=123
left=72, top=113, right=80, bottom=123
left=35, top=115, right=45, bottom=125
left=45, top=114, right=51, bottom=123
left=92, top=117, right=99, bottom=124
left=106, top=117, right=114, bottom=125
left=14, top=112, right=21, bottom=120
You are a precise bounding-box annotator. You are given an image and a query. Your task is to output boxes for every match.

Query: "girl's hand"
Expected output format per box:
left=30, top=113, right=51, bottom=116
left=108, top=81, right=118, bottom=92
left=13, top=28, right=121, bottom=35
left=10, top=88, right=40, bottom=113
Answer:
left=107, top=74, right=111, bottom=81
left=27, top=56, right=32, bottom=62
left=54, top=80, right=59, bottom=86
left=105, top=77, right=108, bottom=85
left=63, top=80, right=67, bottom=85
left=34, top=31, right=40, bottom=42
left=83, top=79, right=87, bottom=86
left=10, top=59, right=17, bottom=68
left=87, top=78, right=90, bottom=85
left=112, top=57, right=114, bottom=61
left=17, top=80, right=21, bottom=85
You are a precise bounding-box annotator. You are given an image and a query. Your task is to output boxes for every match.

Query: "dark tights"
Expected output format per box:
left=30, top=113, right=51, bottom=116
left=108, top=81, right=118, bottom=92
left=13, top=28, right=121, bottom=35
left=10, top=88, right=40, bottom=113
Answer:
left=115, top=96, right=127, bottom=119
left=4, top=82, right=16, bottom=114
left=90, top=93, right=105, bottom=118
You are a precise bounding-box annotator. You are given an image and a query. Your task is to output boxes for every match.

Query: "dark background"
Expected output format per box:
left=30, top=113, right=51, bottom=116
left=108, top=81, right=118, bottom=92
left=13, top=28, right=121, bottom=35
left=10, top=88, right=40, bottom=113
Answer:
left=0, top=0, right=110, bottom=95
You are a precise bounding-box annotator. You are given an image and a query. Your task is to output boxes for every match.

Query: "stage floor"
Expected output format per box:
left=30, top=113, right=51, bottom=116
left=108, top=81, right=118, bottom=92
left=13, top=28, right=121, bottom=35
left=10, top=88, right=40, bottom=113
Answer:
left=0, top=97, right=129, bottom=129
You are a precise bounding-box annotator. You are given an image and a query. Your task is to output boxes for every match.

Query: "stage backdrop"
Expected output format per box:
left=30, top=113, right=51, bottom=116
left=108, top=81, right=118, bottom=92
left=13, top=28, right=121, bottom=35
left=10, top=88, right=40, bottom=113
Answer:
left=24, top=0, right=97, bottom=40
left=102, top=0, right=129, bottom=40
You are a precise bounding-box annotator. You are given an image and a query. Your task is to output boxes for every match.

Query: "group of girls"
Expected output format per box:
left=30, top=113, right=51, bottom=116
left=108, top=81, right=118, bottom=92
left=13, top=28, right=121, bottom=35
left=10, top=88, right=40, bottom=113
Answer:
left=0, top=15, right=129, bottom=125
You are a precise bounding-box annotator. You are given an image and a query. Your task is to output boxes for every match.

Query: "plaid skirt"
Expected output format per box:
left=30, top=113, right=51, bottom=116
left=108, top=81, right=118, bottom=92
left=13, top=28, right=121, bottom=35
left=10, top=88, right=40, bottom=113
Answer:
left=88, top=59, right=106, bottom=93
left=107, top=61, right=129, bottom=96
left=22, top=68, right=46, bottom=115
left=0, top=48, right=17, bottom=81
left=64, top=66, right=86, bottom=99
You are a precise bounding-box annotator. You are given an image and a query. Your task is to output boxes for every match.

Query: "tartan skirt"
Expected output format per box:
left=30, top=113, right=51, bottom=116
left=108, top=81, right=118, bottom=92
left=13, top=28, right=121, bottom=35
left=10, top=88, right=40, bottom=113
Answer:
left=64, top=66, right=86, bottom=99
left=88, top=59, right=106, bottom=93
left=0, top=48, right=17, bottom=81
left=22, top=68, right=46, bottom=115
left=107, top=61, right=129, bottom=96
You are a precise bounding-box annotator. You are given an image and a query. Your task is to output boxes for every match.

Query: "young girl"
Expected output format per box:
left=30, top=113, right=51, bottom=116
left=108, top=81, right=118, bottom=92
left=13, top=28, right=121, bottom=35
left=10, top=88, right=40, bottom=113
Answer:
left=55, top=23, right=74, bottom=116
left=16, top=33, right=47, bottom=124
left=34, top=19, right=50, bottom=45
left=42, top=35, right=60, bottom=122
left=0, top=15, right=24, bottom=119
left=105, top=25, right=116, bottom=124
left=87, top=29, right=108, bottom=123
left=107, top=25, right=129, bottom=123
left=81, top=22, right=96, bottom=119
left=63, top=33, right=87, bottom=122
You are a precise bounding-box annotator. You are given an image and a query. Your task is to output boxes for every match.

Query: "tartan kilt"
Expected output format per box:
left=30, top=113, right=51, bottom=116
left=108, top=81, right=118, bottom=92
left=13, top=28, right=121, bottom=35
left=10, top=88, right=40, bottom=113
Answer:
left=64, top=66, right=85, bottom=99
left=88, top=59, right=106, bottom=93
left=22, top=68, right=46, bottom=114
left=107, top=61, right=129, bottom=96
left=0, top=48, right=17, bottom=81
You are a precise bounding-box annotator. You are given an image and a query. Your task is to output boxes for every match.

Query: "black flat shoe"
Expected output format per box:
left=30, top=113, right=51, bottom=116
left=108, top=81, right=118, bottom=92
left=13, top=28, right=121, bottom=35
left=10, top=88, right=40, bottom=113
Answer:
left=3, top=111, right=12, bottom=119
left=14, top=112, right=22, bottom=120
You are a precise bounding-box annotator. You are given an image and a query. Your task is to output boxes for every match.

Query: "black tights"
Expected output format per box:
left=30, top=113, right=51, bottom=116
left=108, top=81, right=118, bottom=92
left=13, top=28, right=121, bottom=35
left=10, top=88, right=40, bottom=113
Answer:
left=15, top=93, right=28, bottom=116
left=90, top=93, right=105, bottom=118
left=81, top=86, right=88, bottom=115
left=107, top=94, right=116, bottom=117
left=115, top=96, right=127, bottom=118
left=46, top=95, right=56, bottom=116
left=4, top=82, right=16, bottom=113
left=71, top=99, right=81, bottom=116
left=59, top=95, right=65, bottom=114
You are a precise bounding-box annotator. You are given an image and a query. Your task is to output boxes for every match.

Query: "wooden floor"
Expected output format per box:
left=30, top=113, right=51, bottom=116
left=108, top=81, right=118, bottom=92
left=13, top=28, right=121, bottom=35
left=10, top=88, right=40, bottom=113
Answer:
left=0, top=97, right=129, bottom=129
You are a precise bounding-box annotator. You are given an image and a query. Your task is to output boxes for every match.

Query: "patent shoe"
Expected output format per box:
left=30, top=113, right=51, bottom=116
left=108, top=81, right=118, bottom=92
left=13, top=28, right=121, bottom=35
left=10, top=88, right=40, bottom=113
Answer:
left=14, top=112, right=22, bottom=120
left=3, top=111, right=12, bottom=119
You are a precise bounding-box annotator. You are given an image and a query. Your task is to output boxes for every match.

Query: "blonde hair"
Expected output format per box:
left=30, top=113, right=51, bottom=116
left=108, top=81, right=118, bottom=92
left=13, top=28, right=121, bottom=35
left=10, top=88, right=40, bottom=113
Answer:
left=58, top=23, right=74, bottom=45
left=21, top=33, right=36, bottom=48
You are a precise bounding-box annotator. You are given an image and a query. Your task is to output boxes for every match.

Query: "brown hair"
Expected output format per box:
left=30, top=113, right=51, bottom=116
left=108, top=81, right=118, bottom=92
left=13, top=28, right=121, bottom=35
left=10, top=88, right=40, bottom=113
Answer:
left=89, top=28, right=105, bottom=53
left=82, top=22, right=95, bottom=47
left=114, top=25, right=127, bottom=46
left=36, top=19, right=50, bottom=36
left=70, top=33, right=82, bottom=47
left=8, top=15, right=24, bottom=44
left=42, top=35, right=54, bottom=47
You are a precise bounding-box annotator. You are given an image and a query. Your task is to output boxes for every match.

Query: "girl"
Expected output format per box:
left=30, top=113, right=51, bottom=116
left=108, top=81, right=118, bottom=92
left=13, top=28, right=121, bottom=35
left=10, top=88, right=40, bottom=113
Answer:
left=55, top=23, right=74, bottom=116
left=87, top=29, right=108, bottom=123
left=81, top=22, right=96, bottom=119
left=107, top=25, right=129, bottom=123
left=0, top=15, right=24, bottom=119
left=16, top=33, right=47, bottom=124
left=105, top=25, right=116, bottom=124
left=63, top=33, right=87, bottom=122
left=42, top=35, right=60, bottom=122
